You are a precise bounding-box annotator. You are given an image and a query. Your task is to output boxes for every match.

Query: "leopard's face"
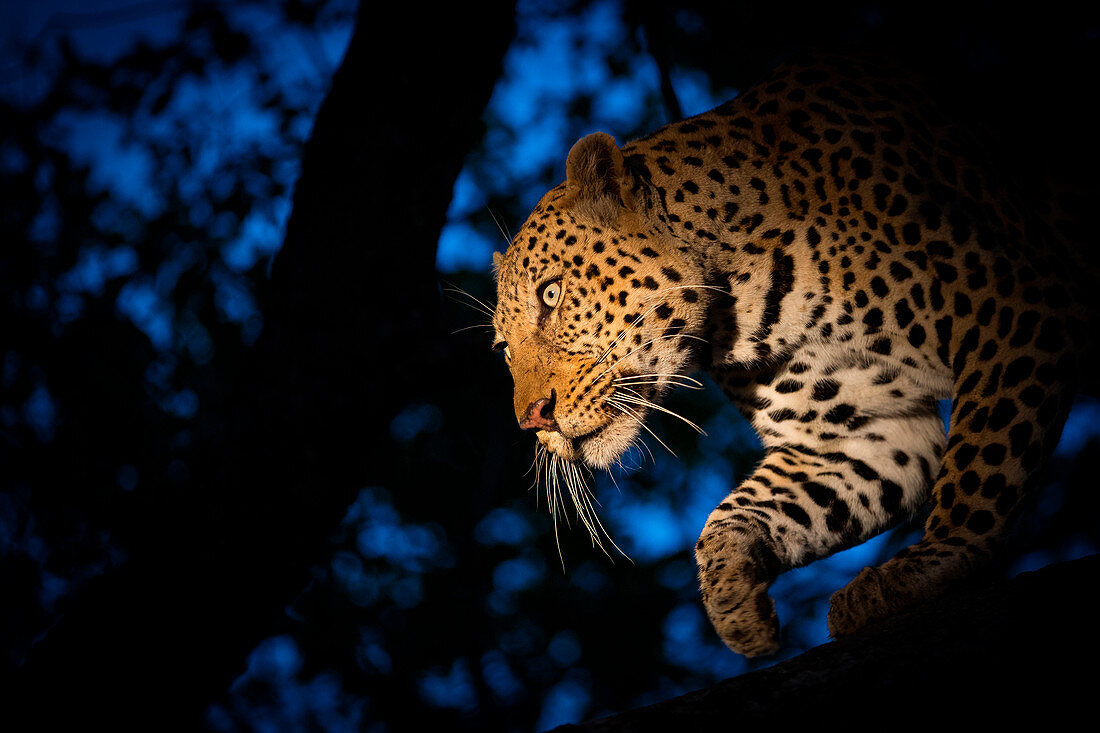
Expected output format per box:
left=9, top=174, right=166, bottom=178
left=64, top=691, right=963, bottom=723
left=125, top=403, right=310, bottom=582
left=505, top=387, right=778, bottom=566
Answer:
left=493, top=183, right=708, bottom=469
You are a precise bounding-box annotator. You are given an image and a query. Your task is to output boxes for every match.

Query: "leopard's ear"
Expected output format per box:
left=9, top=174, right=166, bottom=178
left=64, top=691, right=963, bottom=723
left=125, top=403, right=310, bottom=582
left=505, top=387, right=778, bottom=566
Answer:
left=565, top=132, right=630, bottom=224
left=491, top=251, right=503, bottom=281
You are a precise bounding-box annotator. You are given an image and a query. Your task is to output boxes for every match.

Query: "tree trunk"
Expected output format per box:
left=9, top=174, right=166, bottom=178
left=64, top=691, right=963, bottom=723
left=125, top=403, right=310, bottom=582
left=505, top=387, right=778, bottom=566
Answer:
left=12, top=3, right=515, bottom=725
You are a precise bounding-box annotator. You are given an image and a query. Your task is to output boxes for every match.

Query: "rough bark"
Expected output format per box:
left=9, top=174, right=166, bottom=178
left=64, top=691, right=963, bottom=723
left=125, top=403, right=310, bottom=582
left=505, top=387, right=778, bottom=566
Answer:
left=555, top=555, right=1100, bottom=729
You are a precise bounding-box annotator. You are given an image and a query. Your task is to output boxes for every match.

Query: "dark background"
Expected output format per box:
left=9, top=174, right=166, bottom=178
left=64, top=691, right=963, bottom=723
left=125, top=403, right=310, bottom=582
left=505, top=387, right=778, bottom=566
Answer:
left=2, top=1, right=1098, bottom=729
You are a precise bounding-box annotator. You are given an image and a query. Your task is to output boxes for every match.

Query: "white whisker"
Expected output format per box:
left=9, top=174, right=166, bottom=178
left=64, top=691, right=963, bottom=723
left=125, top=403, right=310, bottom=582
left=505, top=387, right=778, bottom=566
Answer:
left=627, top=436, right=655, bottom=467
left=450, top=323, right=495, bottom=335
left=612, top=374, right=705, bottom=389
left=549, top=454, right=566, bottom=570
left=591, top=283, right=726, bottom=368
left=591, top=331, right=706, bottom=386
left=651, top=283, right=732, bottom=297
left=592, top=297, right=677, bottom=366
left=442, top=284, right=496, bottom=320
left=565, top=460, right=630, bottom=561
left=487, top=206, right=513, bottom=244
left=604, top=398, right=678, bottom=458
left=613, top=389, right=706, bottom=435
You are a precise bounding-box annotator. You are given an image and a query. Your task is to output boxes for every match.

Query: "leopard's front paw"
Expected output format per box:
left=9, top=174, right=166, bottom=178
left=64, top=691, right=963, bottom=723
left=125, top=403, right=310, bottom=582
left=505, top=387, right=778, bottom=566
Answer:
left=827, top=564, right=918, bottom=638
left=695, top=530, right=780, bottom=657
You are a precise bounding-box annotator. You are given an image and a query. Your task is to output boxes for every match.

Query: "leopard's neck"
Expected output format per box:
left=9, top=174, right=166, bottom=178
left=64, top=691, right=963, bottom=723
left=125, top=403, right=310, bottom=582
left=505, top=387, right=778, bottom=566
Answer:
left=629, top=146, right=833, bottom=370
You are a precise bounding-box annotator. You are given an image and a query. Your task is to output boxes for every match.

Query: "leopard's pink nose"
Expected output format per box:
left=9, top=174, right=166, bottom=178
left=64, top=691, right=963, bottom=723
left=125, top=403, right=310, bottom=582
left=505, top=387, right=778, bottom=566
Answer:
left=519, top=392, right=558, bottom=431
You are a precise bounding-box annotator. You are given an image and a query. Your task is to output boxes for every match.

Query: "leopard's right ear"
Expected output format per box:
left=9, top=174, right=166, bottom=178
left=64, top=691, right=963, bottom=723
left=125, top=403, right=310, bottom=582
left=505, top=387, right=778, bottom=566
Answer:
left=492, top=251, right=503, bottom=281
left=564, top=132, right=631, bottom=224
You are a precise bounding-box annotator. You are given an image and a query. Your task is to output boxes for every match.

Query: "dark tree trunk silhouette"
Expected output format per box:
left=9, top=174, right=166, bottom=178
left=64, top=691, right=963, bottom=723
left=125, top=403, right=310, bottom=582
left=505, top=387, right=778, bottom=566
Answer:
left=12, top=3, right=515, bottom=725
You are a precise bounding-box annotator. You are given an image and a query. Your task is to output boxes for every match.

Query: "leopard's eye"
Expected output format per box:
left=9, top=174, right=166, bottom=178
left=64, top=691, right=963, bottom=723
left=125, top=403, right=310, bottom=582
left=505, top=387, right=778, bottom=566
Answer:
left=539, top=279, right=562, bottom=309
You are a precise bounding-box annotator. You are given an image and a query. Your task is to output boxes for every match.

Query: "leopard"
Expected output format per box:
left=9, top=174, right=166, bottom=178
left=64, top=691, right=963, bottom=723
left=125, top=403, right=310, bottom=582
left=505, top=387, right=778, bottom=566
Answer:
left=489, top=52, right=1096, bottom=657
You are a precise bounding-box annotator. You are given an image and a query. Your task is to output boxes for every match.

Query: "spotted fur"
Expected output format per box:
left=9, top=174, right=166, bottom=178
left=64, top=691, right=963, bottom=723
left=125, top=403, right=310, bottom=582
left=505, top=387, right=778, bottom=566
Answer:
left=492, top=53, right=1096, bottom=656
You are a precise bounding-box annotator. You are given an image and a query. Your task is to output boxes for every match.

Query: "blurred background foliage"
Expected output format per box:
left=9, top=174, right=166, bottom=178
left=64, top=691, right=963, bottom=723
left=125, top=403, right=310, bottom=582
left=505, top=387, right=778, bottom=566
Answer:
left=2, top=0, right=1099, bottom=731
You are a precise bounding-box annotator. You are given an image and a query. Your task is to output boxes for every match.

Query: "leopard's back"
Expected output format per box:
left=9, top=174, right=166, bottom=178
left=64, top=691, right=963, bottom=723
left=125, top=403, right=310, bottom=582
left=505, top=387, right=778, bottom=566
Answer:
left=494, top=52, right=1093, bottom=657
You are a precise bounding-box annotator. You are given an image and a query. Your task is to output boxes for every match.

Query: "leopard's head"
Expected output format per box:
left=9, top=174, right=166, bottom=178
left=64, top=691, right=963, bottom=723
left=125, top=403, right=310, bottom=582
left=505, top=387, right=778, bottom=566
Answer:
left=493, top=132, right=710, bottom=471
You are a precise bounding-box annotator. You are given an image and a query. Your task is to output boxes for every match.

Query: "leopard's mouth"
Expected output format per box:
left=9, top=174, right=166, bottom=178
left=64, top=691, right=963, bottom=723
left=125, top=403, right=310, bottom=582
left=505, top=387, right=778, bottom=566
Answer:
left=536, top=406, right=646, bottom=469
left=536, top=423, right=605, bottom=462
left=534, top=374, right=665, bottom=468
left=573, top=420, right=611, bottom=450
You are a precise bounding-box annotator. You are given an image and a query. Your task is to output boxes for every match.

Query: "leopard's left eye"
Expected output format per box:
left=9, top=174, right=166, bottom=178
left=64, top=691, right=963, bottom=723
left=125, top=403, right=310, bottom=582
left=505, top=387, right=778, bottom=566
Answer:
left=539, top=279, right=562, bottom=309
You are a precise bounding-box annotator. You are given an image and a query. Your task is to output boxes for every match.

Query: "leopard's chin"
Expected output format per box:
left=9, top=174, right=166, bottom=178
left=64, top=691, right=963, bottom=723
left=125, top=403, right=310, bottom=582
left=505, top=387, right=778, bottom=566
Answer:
left=535, top=430, right=579, bottom=461
left=537, top=412, right=645, bottom=470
